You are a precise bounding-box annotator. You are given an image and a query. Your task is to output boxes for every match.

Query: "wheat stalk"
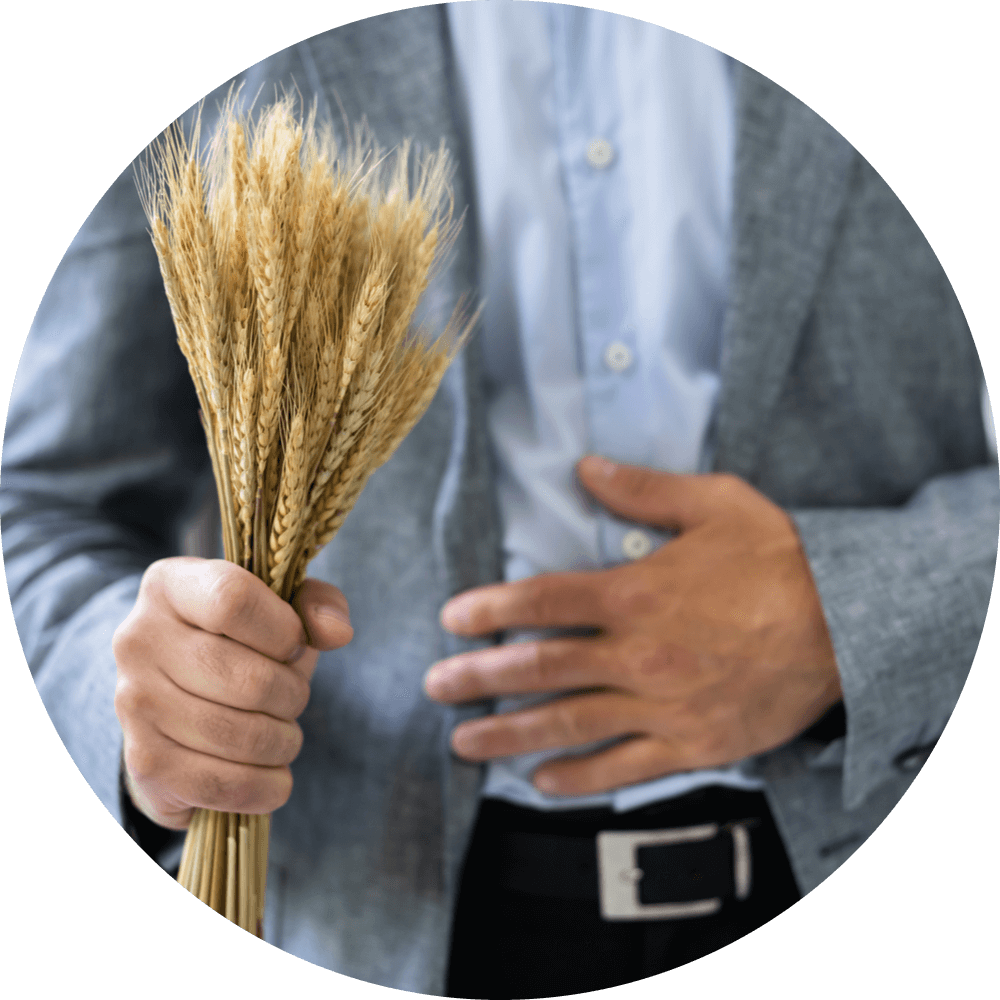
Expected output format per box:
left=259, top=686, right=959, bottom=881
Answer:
left=136, top=92, right=472, bottom=936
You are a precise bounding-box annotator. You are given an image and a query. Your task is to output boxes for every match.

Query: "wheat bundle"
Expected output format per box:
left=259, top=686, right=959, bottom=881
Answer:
left=136, top=95, right=469, bottom=936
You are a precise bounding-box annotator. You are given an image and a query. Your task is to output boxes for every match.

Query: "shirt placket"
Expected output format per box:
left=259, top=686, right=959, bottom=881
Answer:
left=548, top=7, right=662, bottom=569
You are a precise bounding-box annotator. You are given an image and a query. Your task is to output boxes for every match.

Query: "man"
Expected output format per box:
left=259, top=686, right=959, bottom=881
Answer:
left=2, top=4, right=995, bottom=996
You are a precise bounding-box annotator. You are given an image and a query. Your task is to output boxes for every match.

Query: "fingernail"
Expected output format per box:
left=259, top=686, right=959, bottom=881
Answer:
left=312, top=603, right=351, bottom=628
left=286, top=644, right=308, bottom=664
left=581, top=455, right=617, bottom=478
left=534, top=771, right=561, bottom=794
left=451, top=726, right=481, bottom=758
left=441, top=594, right=475, bottom=631
left=424, top=660, right=457, bottom=698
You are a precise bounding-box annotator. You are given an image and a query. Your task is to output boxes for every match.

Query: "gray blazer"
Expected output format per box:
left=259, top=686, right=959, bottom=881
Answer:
left=2, top=7, right=996, bottom=994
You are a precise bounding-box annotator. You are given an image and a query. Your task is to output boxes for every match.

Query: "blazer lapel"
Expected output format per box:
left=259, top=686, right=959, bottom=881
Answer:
left=298, top=8, right=495, bottom=572
left=714, top=66, right=857, bottom=481
left=302, top=2, right=496, bottom=938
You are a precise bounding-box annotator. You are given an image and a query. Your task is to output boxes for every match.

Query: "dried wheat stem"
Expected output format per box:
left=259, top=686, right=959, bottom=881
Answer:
left=226, top=812, right=238, bottom=922
left=141, top=94, right=470, bottom=935
left=197, top=809, right=218, bottom=903
left=210, top=810, right=227, bottom=913
left=177, top=807, right=197, bottom=888
left=247, top=814, right=258, bottom=938
left=257, top=813, right=270, bottom=936
left=185, top=808, right=207, bottom=895
left=238, top=815, right=250, bottom=932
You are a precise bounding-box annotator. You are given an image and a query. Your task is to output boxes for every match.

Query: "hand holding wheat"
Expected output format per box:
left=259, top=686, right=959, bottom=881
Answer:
left=124, top=93, right=472, bottom=935
left=115, top=561, right=351, bottom=826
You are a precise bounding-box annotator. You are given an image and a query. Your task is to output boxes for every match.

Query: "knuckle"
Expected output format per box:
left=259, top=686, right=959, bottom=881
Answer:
left=245, top=720, right=274, bottom=761
left=111, top=617, right=133, bottom=662
left=112, top=614, right=150, bottom=669
left=114, top=676, right=154, bottom=723
left=286, top=722, right=304, bottom=761
left=236, top=659, right=309, bottom=719
left=287, top=673, right=312, bottom=718
left=523, top=578, right=564, bottom=625
left=204, top=565, right=257, bottom=633
left=621, top=633, right=665, bottom=679
left=587, top=641, right=617, bottom=682
left=531, top=642, right=557, bottom=686
left=266, top=768, right=295, bottom=812
left=200, top=706, right=243, bottom=756
left=113, top=677, right=136, bottom=720
left=521, top=578, right=546, bottom=606
left=114, top=681, right=136, bottom=722
left=602, top=574, right=653, bottom=619
left=245, top=717, right=285, bottom=763
left=549, top=701, right=584, bottom=744
left=532, top=640, right=585, bottom=687
left=595, top=583, right=621, bottom=620
left=232, top=657, right=275, bottom=709
left=630, top=473, right=658, bottom=503
left=123, top=741, right=161, bottom=786
left=138, top=557, right=171, bottom=597
left=190, top=634, right=230, bottom=685
left=192, top=769, right=237, bottom=811
left=682, top=730, right=725, bottom=769
left=138, top=556, right=196, bottom=609
left=199, top=767, right=292, bottom=814
left=711, top=472, right=744, bottom=502
left=240, top=714, right=300, bottom=766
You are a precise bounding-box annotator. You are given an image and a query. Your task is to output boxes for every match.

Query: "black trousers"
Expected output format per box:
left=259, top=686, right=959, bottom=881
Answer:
left=446, top=787, right=801, bottom=999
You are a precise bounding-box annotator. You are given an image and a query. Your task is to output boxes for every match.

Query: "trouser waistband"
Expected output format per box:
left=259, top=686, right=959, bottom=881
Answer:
left=446, top=785, right=801, bottom=997
left=479, top=786, right=775, bottom=915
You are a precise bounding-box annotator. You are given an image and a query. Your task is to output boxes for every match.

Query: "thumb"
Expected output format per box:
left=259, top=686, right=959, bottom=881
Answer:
left=576, top=456, right=727, bottom=531
left=293, top=578, right=354, bottom=650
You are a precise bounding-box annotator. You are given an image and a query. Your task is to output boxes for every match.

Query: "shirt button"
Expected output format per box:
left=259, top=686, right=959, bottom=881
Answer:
left=586, top=138, right=615, bottom=169
left=622, top=529, right=653, bottom=560
left=604, top=341, right=633, bottom=372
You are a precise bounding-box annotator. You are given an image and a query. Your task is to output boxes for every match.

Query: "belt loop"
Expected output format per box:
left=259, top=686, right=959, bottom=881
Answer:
left=723, top=819, right=759, bottom=899
left=732, top=822, right=752, bottom=900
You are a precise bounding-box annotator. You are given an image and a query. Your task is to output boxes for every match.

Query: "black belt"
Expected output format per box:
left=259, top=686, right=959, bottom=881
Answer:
left=495, top=819, right=756, bottom=918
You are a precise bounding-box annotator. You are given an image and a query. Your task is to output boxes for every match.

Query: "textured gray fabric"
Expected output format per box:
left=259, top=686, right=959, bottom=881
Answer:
left=1, top=7, right=995, bottom=995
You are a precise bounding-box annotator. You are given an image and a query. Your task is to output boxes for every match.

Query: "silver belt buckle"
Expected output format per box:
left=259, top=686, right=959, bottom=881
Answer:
left=596, top=822, right=752, bottom=921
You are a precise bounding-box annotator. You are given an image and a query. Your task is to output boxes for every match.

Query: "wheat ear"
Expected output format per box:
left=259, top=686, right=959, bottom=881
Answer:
left=140, top=94, right=473, bottom=939
left=268, top=410, right=311, bottom=599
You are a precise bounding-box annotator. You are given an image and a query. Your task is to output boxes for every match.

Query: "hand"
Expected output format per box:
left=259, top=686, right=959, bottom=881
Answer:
left=113, top=557, right=352, bottom=829
left=424, top=456, right=841, bottom=797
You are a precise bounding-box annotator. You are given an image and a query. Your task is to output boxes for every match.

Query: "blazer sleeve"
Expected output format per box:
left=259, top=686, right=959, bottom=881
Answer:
left=790, top=460, right=999, bottom=810
left=0, top=159, right=211, bottom=834
left=736, top=132, right=1000, bottom=816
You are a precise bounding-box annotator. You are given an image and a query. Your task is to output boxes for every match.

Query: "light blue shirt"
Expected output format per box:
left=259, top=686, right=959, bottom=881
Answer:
left=447, top=1, right=764, bottom=811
